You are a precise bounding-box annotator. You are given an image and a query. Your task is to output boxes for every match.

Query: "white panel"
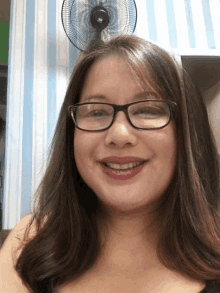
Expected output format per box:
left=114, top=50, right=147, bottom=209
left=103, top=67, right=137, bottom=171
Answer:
left=4, top=0, right=26, bottom=228
left=190, top=0, right=208, bottom=50
left=172, top=54, right=182, bottom=66
left=172, top=0, right=190, bottom=50
left=32, top=0, right=48, bottom=202
left=134, top=0, right=149, bottom=40
left=154, top=0, right=170, bottom=50
left=56, top=0, right=69, bottom=114
left=209, top=0, right=220, bottom=50
left=171, top=48, right=220, bottom=56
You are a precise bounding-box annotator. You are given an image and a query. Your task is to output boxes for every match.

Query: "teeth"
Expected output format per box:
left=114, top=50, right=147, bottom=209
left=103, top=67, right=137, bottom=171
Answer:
left=105, top=161, right=143, bottom=170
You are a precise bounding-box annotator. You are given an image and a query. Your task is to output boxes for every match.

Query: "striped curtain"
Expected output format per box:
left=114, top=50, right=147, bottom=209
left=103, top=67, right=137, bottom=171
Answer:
left=2, top=0, right=220, bottom=229
left=134, top=0, right=220, bottom=55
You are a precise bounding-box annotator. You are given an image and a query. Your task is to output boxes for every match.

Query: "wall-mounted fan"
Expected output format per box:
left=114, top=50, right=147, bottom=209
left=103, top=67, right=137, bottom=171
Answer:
left=61, top=0, right=137, bottom=52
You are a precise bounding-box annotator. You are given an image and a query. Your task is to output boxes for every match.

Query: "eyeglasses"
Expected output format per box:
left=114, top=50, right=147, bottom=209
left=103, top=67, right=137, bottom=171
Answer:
left=68, top=100, right=177, bottom=131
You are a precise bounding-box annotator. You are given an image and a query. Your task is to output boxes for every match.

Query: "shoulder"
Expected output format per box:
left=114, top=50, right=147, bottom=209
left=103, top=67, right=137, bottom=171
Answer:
left=3, top=214, right=37, bottom=252
left=0, top=214, right=36, bottom=293
left=1, top=213, right=35, bottom=253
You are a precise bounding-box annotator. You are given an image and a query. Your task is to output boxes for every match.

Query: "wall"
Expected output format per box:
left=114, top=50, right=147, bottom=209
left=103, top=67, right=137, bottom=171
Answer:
left=0, top=0, right=10, bottom=230
left=205, top=81, right=220, bottom=152
left=2, top=0, right=80, bottom=229
left=2, top=0, right=220, bottom=229
left=0, top=0, right=10, bottom=65
left=182, top=56, right=220, bottom=154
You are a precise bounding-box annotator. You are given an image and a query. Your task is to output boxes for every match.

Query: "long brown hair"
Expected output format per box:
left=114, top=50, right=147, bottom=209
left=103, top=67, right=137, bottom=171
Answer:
left=14, top=35, right=220, bottom=292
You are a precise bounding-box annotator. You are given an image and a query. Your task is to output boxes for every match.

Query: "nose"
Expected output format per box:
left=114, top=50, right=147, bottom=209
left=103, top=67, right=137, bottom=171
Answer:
left=104, top=111, right=138, bottom=147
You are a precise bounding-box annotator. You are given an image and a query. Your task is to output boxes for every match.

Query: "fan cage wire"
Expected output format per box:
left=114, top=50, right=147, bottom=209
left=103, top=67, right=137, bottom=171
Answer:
left=61, top=0, right=137, bottom=52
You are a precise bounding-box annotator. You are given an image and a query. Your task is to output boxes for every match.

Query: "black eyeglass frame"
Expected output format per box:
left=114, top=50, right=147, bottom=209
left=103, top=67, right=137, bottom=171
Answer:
left=68, top=100, right=178, bottom=132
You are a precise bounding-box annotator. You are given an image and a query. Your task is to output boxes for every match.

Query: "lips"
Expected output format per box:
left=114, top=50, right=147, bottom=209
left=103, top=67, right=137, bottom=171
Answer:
left=100, top=159, right=148, bottom=180
left=100, top=156, right=147, bottom=164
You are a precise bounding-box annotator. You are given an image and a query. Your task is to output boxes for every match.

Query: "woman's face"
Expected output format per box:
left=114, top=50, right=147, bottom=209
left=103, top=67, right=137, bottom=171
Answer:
left=74, top=55, right=177, bottom=215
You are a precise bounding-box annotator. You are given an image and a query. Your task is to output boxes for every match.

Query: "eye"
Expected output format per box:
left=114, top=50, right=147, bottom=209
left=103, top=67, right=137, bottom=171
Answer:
left=87, top=110, right=110, bottom=117
left=132, top=107, right=162, bottom=117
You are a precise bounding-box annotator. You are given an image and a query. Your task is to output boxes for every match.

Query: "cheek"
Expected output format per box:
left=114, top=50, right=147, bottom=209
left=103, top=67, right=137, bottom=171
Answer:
left=74, top=132, right=97, bottom=172
left=74, top=133, right=86, bottom=172
left=153, top=130, right=177, bottom=174
left=74, top=134, right=87, bottom=167
left=165, top=137, right=177, bottom=176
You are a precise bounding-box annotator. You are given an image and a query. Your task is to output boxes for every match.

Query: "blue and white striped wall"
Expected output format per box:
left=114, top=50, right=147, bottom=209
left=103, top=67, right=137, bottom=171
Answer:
left=137, top=0, right=220, bottom=55
left=3, top=0, right=220, bottom=229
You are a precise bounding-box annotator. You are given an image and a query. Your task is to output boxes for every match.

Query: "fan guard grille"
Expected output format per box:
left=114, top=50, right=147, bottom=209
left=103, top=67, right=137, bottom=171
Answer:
left=61, top=0, right=137, bottom=52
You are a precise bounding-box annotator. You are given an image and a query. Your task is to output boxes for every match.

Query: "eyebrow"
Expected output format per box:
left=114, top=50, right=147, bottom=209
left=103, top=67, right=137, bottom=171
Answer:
left=81, top=91, right=161, bottom=103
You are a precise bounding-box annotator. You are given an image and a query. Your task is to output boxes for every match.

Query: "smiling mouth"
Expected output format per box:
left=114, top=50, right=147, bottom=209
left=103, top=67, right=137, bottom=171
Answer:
left=102, top=161, right=146, bottom=171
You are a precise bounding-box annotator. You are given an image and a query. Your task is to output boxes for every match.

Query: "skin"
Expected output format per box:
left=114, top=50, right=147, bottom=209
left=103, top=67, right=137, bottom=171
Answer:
left=74, top=56, right=177, bottom=266
left=73, top=56, right=206, bottom=292
left=74, top=55, right=177, bottom=238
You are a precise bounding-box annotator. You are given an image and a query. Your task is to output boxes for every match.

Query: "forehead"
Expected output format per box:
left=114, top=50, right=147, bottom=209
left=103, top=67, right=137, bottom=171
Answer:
left=80, top=55, right=163, bottom=103
left=84, top=55, right=152, bottom=84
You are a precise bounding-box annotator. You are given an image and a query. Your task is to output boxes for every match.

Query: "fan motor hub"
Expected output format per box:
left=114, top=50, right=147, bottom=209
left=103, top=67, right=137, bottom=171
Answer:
left=90, top=5, right=109, bottom=31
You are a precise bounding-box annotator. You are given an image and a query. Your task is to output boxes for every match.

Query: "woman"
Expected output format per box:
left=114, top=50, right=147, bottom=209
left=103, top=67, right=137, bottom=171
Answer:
left=1, top=35, right=220, bottom=293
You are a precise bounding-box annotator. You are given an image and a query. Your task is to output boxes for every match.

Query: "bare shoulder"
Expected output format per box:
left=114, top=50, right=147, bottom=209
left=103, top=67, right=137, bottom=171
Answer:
left=0, top=214, right=36, bottom=293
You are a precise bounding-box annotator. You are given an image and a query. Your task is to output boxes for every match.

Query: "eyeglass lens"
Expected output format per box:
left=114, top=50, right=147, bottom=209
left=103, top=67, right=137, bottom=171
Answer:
left=74, top=101, right=170, bottom=130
